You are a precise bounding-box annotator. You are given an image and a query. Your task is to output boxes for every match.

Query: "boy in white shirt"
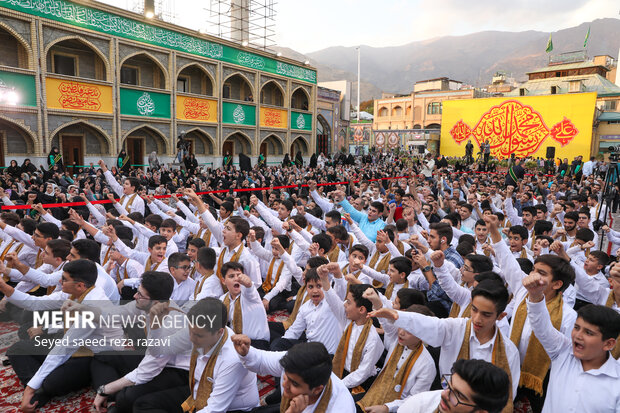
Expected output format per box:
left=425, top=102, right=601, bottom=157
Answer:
left=522, top=271, right=620, bottom=413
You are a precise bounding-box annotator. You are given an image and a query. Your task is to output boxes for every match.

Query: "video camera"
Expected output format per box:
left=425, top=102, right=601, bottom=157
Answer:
left=607, top=146, right=620, bottom=162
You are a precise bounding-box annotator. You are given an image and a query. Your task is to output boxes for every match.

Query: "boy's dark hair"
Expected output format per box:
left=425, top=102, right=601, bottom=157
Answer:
left=575, top=228, right=594, bottom=243
left=516, top=258, right=534, bottom=275
left=563, top=211, right=579, bottom=223
left=444, top=212, right=461, bottom=227
left=430, top=222, right=453, bottom=245
left=589, top=250, right=609, bottom=269
left=404, top=303, right=435, bottom=317
left=475, top=219, right=486, bottom=229
left=390, top=256, right=412, bottom=275
left=161, top=218, right=177, bottom=230
left=168, top=252, right=190, bottom=268
left=197, top=247, right=216, bottom=270
left=451, top=359, right=510, bottom=413
left=188, top=238, right=206, bottom=250
left=221, top=261, right=244, bottom=277
left=370, top=201, right=384, bottom=214
left=326, top=225, right=348, bottom=242
left=71, top=239, right=101, bottom=263
left=127, top=211, right=145, bottom=224
left=148, top=235, right=168, bottom=249
left=145, top=214, right=163, bottom=230
left=275, top=234, right=291, bottom=250
left=114, top=225, right=134, bottom=242
left=348, top=284, right=373, bottom=313
left=395, top=218, right=408, bottom=232
left=141, top=271, right=174, bottom=301
left=125, top=177, right=140, bottom=191
left=304, top=267, right=320, bottom=284
left=228, top=216, right=250, bottom=240
left=0, top=212, right=20, bottom=227
left=47, top=238, right=72, bottom=260
left=459, top=203, right=473, bottom=213
left=494, top=212, right=505, bottom=221
left=58, top=229, right=74, bottom=242
left=325, top=210, right=341, bottom=224
left=534, top=254, right=575, bottom=293
left=350, top=244, right=370, bottom=260
left=474, top=271, right=503, bottom=284
left=534, top=204, right=548, bottom=214
left=63, top=259, right=97, bottom=287
left=37, top=222, right=59, bottom=239
left=456, top=242, right=475, bottom=257
left=20, top=218, right=36, bottom=235
left=279, top=342, right=332, bottom=390
left=307, top=256, right=329, bottom=269
left=312, top=233, right=333, bottom=254
left=509, top=225, right=528, bottom=241
left=458, top=234, right=476, bottom=246
left=578, top=208, right=591, bottom=219
left=397, top=288, right=427, bottom=307
left=187, top=297, right=227, bottom=332
left=251, top=226, right=265, bottom=242
left=465, top=254, right=493, bottom=273
left=471, top=279, right=509, bottom=314
left=577, top=304, right=620, bottom=341
left=281, top=199, right=294, bottom=212
left=533, top=220, right=553, bottom=236
left=522, top=206, right=536, bottom=216
left=290, top=214, right=308, bottom=229
left=220, top=201, right=234, bottom=213
left=61, top=219, right=80, bottom=235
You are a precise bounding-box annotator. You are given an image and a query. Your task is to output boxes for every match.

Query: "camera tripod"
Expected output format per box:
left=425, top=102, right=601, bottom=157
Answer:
left=595, top=162, right=619, bottom=250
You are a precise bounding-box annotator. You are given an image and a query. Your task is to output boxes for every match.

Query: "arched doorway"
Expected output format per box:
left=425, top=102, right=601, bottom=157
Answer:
left=291, top=88, right=309, bottom=111
left=0, top=118, right=35, bottom=167
left=0, top=26, right=31, bottom=70
left=259, top=134, right=284, bottom=162
left=260, top=81, right=284, bottom=107
left=290, top=136, right=309, bottom=158
left=222, top=74, right=253, bottom=101
left=181, top=128, right=214, bottom=156
left=316, top=115, right=330, bottom=155
left=222, top=132, right=252, bottom=158
left=46, top=38, right=107, bottom=80
left=123, top=126, right=168, bottom=168
left=51, top=121, right=110, bottom=173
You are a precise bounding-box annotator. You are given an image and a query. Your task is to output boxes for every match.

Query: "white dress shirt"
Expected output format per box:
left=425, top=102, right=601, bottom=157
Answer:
left=219, top=284, right=269, bottom=341
left=104, top=170, right=145, bottom=215
left=284, top=297, right=344, bottom=354
left=391, top=311, right=521, bottom=398
left=239, top=347, right=356, bottom=413
left=170, top=276, right=197, bottom=306
left=214, top=244, right=261, bottom=287
left=527, top=298, right=620, bottom=413
left=397, top=390, right=442, bottom=413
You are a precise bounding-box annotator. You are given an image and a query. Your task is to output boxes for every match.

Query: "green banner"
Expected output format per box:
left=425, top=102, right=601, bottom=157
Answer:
left=222, top=102, right=256, bottom=126
left=0, top=69, right=36, bottom=107
left=120, top=88, right=170, bottom=118
left=0, top=0, right=316, bottom=84
left=290, top=111, right=312, bottom=131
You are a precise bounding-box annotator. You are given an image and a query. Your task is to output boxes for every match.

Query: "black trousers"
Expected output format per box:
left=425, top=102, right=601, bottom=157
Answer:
left=133, top=384, right=190, bottom=413
left=6, top=335, right=62, bottom=385
left=270, top=337, right=305, bottom=352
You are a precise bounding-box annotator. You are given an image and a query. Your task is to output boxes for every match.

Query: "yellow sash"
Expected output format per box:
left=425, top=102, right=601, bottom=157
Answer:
left=281, top=378, right=332, bottom=413
left=222, top=293, right=243, bottom=334
left=368, top=250, right=391, bottom=288
left=262, top=257, right=285, bottom=293
left=193, top=270, right=215, bottom=299
left=283, top=285, right=309, bottom=329
left=332, top=319, right=373, bottom=378
left=119, top=193, right=139, bottom=213
left=216, top=244, right=244, bottom=280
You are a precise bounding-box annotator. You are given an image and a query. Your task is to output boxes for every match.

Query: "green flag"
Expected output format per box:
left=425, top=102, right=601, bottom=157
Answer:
left=583, top=26, right=590, bottom=48
left=546, top=34, right=553, bottom=53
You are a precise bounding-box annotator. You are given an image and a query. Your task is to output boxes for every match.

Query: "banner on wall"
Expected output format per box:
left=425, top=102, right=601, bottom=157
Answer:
left=176, top=96, right=217, bottom=123
left=120, top=88, right=170, bottom=118
left=260, top=107, right=287, bottom=129
left=440, top=93, right=597, bottom=159
left=222, top=102, right=256, bottom=126
left=291, top=111, right=312, bottom=131
left=0, top=69, right=36, bottom=107
left=46, top=78, right=113, bottom=113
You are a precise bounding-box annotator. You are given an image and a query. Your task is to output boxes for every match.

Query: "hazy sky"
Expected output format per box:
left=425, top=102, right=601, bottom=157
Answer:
left=99, top=0, right=619, bottom=53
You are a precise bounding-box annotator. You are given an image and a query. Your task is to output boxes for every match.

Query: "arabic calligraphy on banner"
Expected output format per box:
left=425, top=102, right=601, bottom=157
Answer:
left=120, top=88, right=170, bottom=118
left=177, top=96, right=217, bottom=122
left=260, top=107, right=287, bottom=128
left=440, top=93, right=596, bottom=160
left=46, top=77, right=113, bottom=113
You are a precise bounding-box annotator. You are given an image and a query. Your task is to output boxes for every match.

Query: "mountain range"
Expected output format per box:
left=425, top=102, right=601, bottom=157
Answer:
left=274, top=18, right=620, bottom=102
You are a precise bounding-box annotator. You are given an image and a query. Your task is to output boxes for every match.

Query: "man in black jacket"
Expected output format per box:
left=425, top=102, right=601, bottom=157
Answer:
left=505, top=157, right=525, bottom=187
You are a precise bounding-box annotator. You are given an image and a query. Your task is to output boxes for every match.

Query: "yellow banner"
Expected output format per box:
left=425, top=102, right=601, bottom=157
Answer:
left=46, top=78, right=113, bottom=113
left=176, top=96, right=217, bottom=123
left=440, top=93, right=596, bottom=160
left=260, top=106, right=287, bottom=129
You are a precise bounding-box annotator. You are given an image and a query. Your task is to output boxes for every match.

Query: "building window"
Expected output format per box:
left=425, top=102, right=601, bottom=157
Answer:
left=602, top=100, right=617, bottom=111
left=519, top=88, right=526, bottom=96
left=121, top=66, right=139, bottom=85
left=568, top=80, right=582, bottom=93
left=550, top=86, right=557, bottom=94
left=53, top=53, right=76, bottom=76
left=177, top=77, right=189, bottom=93
left=222, top=84, right=231, bottom=99
left=427, top=102, right=442, bottom=115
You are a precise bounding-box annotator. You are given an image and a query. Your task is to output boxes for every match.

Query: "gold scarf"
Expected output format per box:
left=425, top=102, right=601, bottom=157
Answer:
left=1, top=241, right=24, bottom=282
left=570, top=240, right=590, bottom=256
left=102, top=246, right=112, bottom=267
left=519, top=248, right=528, bottom=259
left=343, top=264, right=362, bottom=298
left=193, top=270, right=214, bottom=299
left=368, top=250, right=391, bottom=288
left=448, top=301, right=472, bottom=319
left=119, top=193, right=139, bottom=213
left=458, top=320, right=513, bottom=413
left=357, top=343, right=424, bottom=409
left=327, top=246, right=340, bottom=263
left=216, top=244, right=244, bottom=279
left=385, top=282, right=404, bottom=300
left=222, top=292, right=243, bottom=334
left=283, top=285, right=309, bottom=329
left=194, top=228, right=212, bottom=247
left=332, top=319, right=373, bottom=378
left=144, top=256, right=162, bottom=272
left=0, top=240, right=15, bottom=261
left=262, top=258, right=285, bottom=293
left=182, top=329, right=229, bottom=413
left=605, top=291, right=620, bottom=359
left=281, top=379, right=332, bottom=413
left=510, top=293, right=563, bottom=396
left=114, top=260, right=130, bottom=283
left=35, top=249, right=43, bottom=268
left=68, top=285, right=96, bottom=358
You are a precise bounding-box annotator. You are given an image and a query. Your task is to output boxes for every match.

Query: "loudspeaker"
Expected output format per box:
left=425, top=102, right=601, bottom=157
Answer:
left=546, top=146, right=556, bottom=159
